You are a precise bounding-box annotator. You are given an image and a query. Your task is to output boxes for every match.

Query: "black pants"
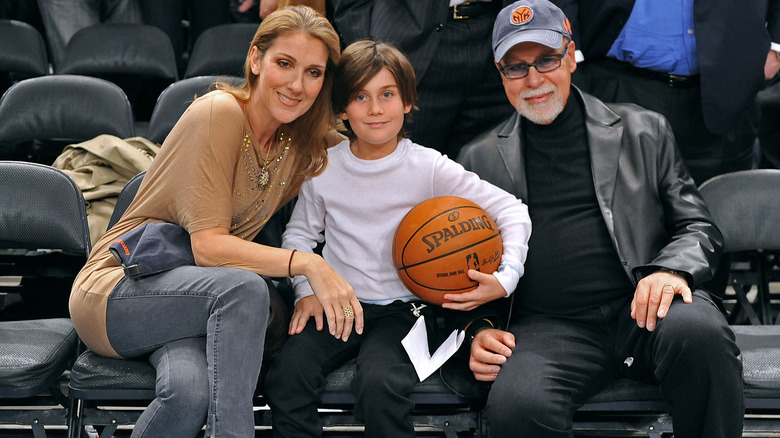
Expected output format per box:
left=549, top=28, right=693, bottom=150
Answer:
left=484, top=290, right=743, bottom=438
left=263, top=300, right=431, bottom=438
left=575, top=60, right=757, bottom=186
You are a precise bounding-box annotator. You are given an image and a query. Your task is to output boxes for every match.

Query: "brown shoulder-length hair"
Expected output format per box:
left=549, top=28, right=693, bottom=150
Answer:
left=331, top=40, right=418, bottom=141
left=215, top=5, right=340, bottom=177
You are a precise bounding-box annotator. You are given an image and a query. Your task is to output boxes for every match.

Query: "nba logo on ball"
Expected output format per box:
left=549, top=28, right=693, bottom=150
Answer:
left=392, top=196, right=503, bottom=305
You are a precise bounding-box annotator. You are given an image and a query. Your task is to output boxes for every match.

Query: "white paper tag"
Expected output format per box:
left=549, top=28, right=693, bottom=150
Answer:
left=401, top=315, right=465, bottom=381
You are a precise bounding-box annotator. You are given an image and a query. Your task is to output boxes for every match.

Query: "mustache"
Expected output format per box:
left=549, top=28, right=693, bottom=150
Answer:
left=520, top=84, right=557, bottom=99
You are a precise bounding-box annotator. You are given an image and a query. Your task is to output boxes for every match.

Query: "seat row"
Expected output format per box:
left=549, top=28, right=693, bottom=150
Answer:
left=2, top=160, right=780, bottom=437
left=0, top=74, right=243, bottom=165
left=0, top=18, right=257, bottom=121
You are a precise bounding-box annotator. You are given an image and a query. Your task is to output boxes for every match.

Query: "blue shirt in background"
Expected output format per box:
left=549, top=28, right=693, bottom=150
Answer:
left=607, top=0, right=699, bottom=76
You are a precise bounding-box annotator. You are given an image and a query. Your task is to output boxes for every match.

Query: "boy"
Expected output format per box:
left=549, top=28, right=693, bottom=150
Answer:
left=263, top=40, right=532, bottom=437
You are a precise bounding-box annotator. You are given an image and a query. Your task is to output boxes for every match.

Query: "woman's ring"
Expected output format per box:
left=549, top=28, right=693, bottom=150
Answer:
left=343, top=306, right=354, bottom=318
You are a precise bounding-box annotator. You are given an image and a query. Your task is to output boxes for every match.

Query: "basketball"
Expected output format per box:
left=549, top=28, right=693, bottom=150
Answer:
left=392, top=196, right=503, bottom=305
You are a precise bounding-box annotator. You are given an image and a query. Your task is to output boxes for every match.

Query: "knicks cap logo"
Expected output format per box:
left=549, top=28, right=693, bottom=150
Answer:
left=510, top=6, right=533, bottom=25
left=563, top=18, right=572, bottom=35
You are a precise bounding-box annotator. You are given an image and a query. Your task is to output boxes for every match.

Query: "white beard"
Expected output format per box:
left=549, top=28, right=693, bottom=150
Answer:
left=516, top=84, right=565, bottom=125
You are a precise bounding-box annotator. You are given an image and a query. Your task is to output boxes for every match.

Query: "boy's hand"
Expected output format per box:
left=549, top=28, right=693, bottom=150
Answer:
left=289, top=295, right=324, bottom=335
left=440, top=269, right=507, bottom=311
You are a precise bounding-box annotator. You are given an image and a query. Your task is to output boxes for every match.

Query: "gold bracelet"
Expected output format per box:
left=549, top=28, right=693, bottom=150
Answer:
left=288, top=249, right=297, bottom=278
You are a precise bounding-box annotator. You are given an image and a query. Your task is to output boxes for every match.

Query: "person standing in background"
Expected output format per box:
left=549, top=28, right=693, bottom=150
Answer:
left=550, top=0, right=780, bottom=186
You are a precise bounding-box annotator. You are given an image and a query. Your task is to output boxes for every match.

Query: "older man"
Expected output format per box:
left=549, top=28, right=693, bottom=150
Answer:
left=457, top=1, right=743, bottom=437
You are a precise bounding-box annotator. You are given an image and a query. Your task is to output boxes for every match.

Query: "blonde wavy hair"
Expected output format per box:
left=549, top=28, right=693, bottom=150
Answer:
left=216, top=5, right=340, bottom=177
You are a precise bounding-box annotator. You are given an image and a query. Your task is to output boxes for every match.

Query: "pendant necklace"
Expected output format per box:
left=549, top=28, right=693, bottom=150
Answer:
left=256, top=136, right=275, bottom=190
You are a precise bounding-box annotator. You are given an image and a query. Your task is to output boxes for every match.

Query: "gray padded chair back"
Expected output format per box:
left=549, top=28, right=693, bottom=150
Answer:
left=184, top=23, right=258, bottom=78
left=145, top=76, right=245, bottom=144
left=108, top=171, right=145, bottom=229
left=699, top=169, right=780, bottom=325
left=0, top=75, right=135, bottom=163
left=57, top=23, right=178, bottom=123
left=57, top=23, right=177, bottom=80
left=698, top=169, right=780, bottom=252
left=0, top=19, right=49, bottom=95
left=0, top=161, right=91, bottom=252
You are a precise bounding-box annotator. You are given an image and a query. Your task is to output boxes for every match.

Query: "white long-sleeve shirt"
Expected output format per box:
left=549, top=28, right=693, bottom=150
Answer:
left=282, top=138, right=531, bottom=304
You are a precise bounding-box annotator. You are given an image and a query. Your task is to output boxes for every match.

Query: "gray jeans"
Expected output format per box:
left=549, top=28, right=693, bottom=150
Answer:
left=106, top=265, right=269, bottom=438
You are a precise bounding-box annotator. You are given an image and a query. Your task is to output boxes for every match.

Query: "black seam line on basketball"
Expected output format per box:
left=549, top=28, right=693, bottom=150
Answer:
left=400, top=205, right=486, bottom=257
left=396, top=233, right=501, bottom=271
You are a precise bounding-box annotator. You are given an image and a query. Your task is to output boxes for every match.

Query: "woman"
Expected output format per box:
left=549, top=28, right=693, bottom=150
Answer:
left=69, top=6, right=361, bottom=437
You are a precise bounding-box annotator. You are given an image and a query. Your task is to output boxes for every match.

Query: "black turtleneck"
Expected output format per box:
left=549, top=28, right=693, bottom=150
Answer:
left=514, top=92, right=634, bottom=316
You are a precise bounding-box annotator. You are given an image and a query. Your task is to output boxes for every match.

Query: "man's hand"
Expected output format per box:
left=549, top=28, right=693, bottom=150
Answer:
left=469, top=328, right=515, bottom=382
left=631, top=270, right=691, bottom=332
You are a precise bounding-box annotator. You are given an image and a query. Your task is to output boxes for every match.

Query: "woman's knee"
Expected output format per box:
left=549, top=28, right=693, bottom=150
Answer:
left=214, top=269, right=270, bottom=319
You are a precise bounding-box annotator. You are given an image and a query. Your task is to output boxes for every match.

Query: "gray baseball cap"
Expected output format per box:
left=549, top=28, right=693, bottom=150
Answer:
left=492, top=0, right=573, bottom=62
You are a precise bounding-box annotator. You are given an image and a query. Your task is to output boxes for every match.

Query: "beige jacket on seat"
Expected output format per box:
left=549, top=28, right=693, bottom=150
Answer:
left=52, top=135, right=161, bottom=245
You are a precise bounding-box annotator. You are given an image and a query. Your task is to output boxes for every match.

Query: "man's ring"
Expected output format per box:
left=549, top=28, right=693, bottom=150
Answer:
left=343, top=306, right=354, bottom=318
left=663, top=283, right=674, bottom=290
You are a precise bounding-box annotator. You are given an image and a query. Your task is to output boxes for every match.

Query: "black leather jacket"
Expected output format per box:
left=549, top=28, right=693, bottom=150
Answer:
left=457, top=86, right=723, bottom=289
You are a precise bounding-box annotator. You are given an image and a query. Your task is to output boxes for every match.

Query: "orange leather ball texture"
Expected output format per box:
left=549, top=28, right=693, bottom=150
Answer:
left=392, top=196, right=503, bottom=305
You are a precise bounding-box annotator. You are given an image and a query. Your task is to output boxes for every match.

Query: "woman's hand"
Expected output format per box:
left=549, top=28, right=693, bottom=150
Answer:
left=440, top=269, right=507, bottom=311
left=296, top=252, right=363, bottom=342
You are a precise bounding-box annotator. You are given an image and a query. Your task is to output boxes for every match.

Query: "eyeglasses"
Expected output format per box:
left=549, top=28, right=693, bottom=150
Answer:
left=498, top=45, right=569, bottom=79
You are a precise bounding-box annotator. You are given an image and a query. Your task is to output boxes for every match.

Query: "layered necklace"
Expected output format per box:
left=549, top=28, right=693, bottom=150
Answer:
left=242, top=131, right=291, bottom=191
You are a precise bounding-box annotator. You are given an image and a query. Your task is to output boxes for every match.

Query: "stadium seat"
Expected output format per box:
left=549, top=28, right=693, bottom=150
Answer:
left=0, top=161, right=91, bottom=436
left=145, top=75, right=245, bottom=145
left=56, top=23, right=178, bottom=126
left=699, top=169, right=780, bottom=325
left=183, top=23, right=257, bottom=79
left=0, top=75, right=134, bottom=164
left=0, top=19, right=49, bottom=96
